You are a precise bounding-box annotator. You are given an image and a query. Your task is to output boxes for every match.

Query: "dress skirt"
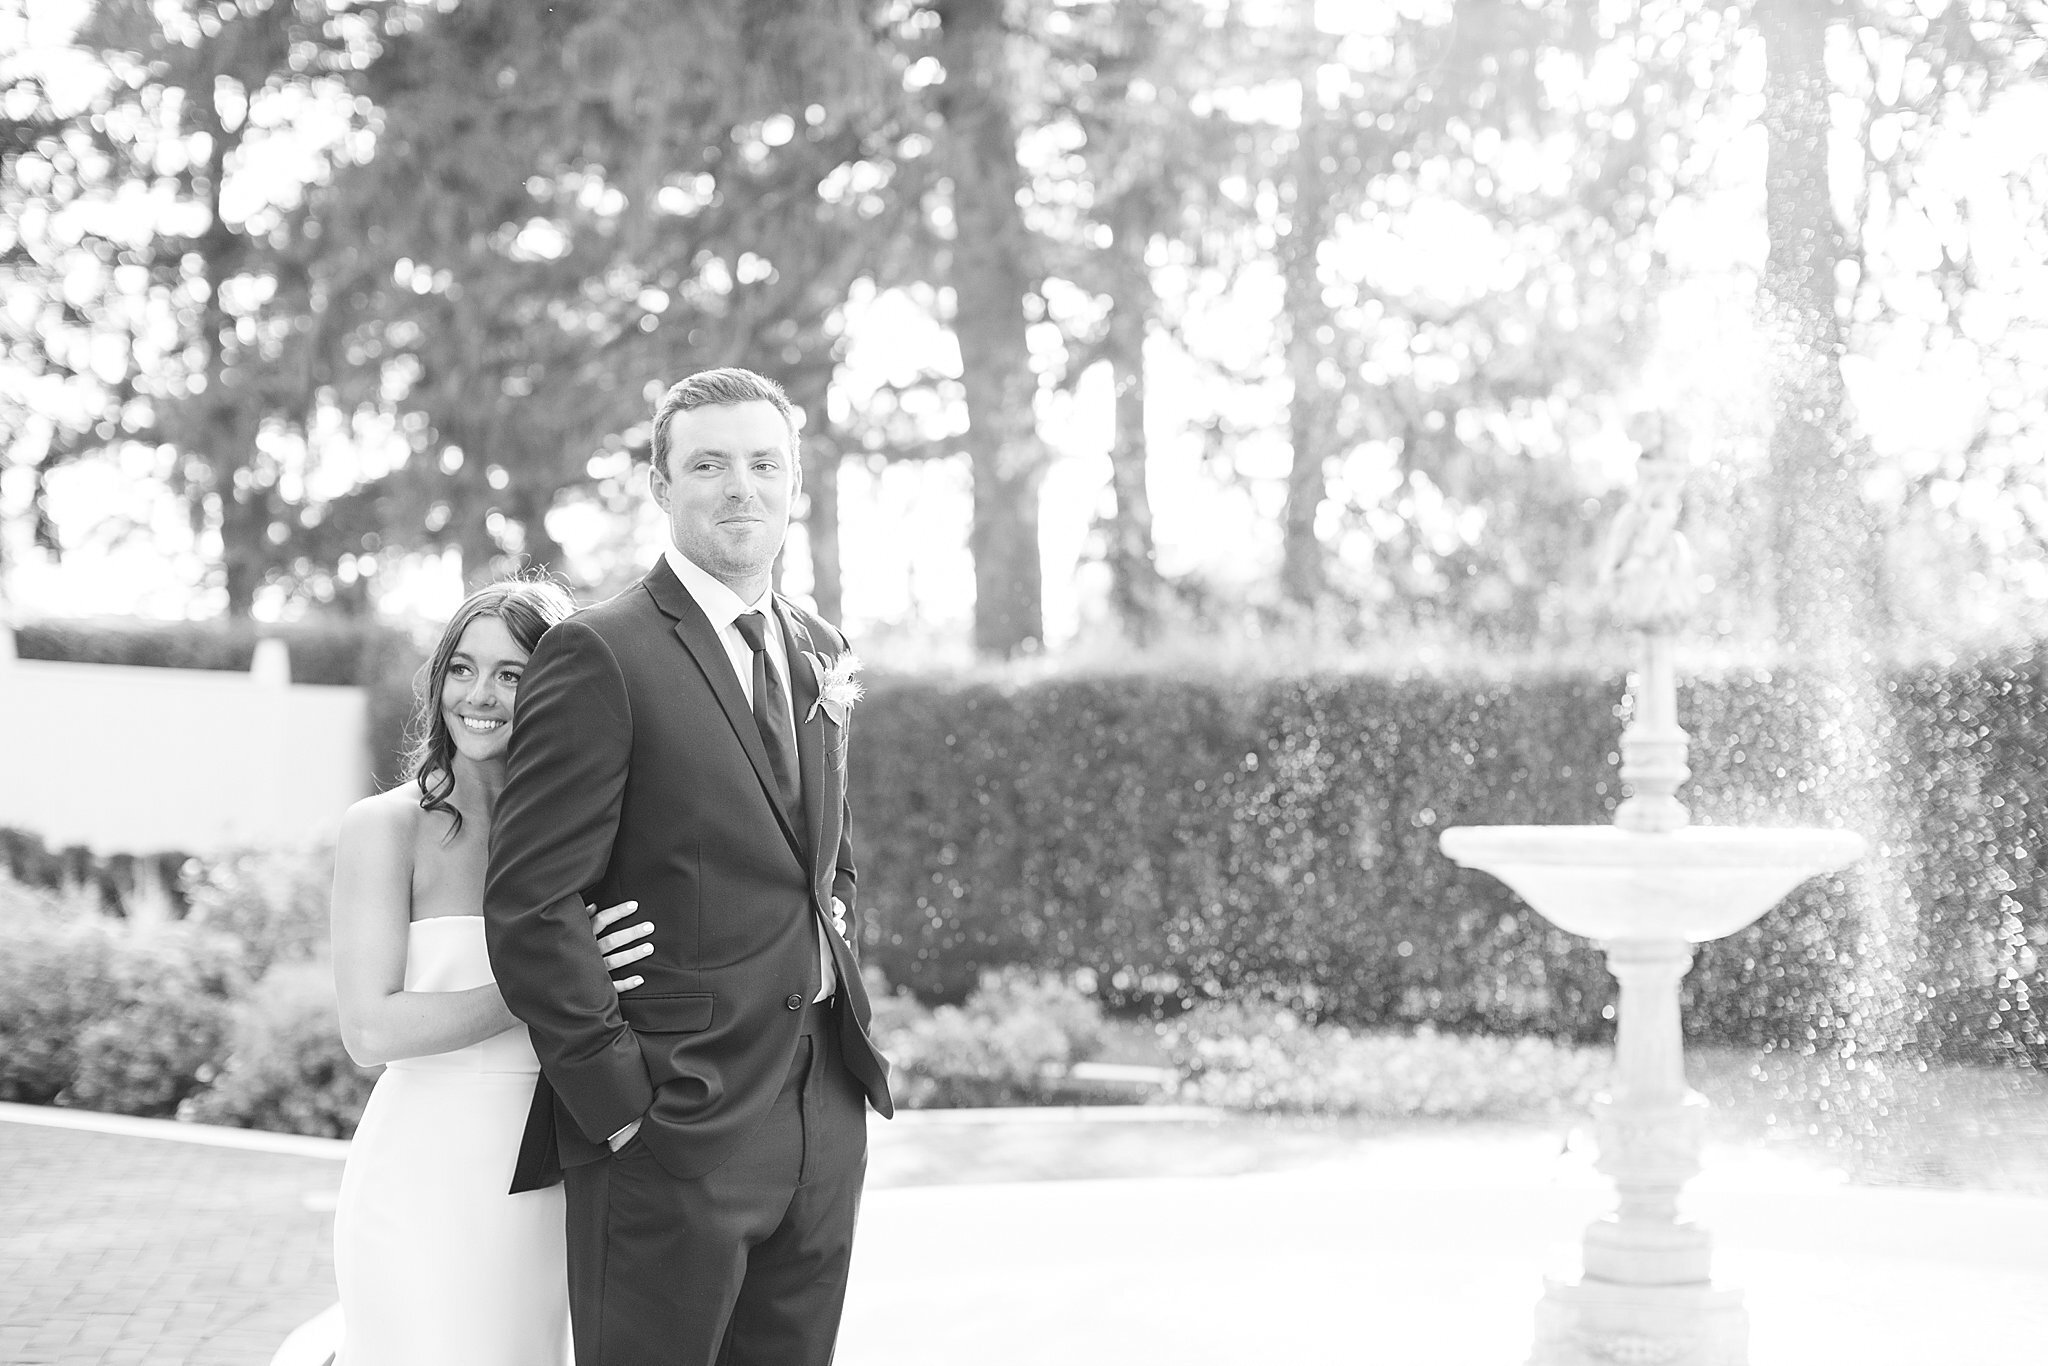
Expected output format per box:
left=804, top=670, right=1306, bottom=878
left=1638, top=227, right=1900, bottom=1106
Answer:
left=332, top=915, right=571, bottom=1365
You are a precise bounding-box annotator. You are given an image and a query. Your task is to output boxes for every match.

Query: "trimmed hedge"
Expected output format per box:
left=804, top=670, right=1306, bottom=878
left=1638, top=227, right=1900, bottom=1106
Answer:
left=846, top=650, right=2048, bottom=1066
left=8, top=632, right=2042, bottom=1080
left=0, top=828, right=188, bottom=918
left=15, top=616, right=386, bottom=683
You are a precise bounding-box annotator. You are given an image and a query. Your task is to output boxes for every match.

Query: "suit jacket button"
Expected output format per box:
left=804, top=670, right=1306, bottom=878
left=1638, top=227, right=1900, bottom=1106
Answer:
left=785, top=993, right=804, bottom=1010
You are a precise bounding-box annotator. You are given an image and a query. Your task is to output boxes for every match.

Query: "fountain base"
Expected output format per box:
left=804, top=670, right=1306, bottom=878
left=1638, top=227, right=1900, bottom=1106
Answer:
left=1530, top=1278, right=1748, bottom=1366
left=1582, top=1215, right=1714, bottom=1286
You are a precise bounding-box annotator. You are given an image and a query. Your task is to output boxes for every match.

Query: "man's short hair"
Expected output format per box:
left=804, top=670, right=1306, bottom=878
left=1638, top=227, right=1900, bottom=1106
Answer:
left=650, top=368, right=799, bottom=474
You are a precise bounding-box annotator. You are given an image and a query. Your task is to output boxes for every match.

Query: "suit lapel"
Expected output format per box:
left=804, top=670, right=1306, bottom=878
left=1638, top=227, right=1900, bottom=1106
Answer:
left=777, top=598, right=828, bottom=877
left=642, top=561, right=807, bottom=865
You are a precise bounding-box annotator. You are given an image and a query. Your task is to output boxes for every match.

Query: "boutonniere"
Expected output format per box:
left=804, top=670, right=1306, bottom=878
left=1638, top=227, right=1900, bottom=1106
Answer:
left=803, top=651, right=865, bottom=726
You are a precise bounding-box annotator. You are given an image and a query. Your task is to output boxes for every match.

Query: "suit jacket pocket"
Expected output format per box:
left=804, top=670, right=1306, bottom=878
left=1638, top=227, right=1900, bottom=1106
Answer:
left=622, top=993, right=715, bottom=1033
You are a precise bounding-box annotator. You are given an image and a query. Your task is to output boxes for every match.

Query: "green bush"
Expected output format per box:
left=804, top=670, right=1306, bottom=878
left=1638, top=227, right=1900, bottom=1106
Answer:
left=0, top=891, right=113, bottom=1102
left=64, top=923, right=244, bottom=1117
left=869, top=967, right=1108, bottom=1108
left=1158, top=1002, right=1607, bottom=1119
left=184, top=959, right=380, bottom=1138
left=0, top=896, right=245, bottom=1115
left=65, top=989, right=235, bottom=1118
left=181, top=845, right=335, bottom=975
left=847, top=648, right=2048, bottom=1066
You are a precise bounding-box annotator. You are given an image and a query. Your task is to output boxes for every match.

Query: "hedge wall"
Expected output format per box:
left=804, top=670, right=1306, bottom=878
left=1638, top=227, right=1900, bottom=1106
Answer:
left=846, top=650, right=2047, bottom=1066
left=14, top=614, right=2042, bottom=1066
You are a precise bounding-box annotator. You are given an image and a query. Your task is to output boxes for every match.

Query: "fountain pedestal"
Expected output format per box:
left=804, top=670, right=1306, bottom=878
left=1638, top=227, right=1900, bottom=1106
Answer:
left=1442, top=821, right=1862, bottom=1365
left=1436, top=436, right=1864, bottom=1362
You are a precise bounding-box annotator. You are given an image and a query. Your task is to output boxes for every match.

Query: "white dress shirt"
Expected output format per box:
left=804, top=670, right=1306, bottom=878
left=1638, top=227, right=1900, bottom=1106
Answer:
left=663, top=546, right=839, bottom=1004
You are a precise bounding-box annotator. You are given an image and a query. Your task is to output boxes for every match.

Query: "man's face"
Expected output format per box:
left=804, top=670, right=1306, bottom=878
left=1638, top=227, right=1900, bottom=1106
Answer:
left=651, top=399, right=800, bottom=593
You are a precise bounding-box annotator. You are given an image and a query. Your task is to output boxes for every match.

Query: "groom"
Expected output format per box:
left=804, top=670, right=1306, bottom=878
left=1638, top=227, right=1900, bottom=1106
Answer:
left=484, top=367, right=894, bottom=1366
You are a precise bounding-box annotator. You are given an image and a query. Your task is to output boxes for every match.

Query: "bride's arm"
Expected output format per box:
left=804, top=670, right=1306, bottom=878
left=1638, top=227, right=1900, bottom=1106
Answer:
left=331, top=797, right=520, bottom=1068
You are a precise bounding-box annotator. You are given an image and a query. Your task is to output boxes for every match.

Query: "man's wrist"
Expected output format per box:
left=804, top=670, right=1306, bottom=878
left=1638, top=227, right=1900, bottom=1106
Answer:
left=607, top=1115, right=643, bottom=1152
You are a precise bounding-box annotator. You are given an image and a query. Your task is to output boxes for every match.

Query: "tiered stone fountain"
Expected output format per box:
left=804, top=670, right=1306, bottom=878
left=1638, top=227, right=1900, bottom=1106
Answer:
left=1439, top=439, right=1864, bottom=1365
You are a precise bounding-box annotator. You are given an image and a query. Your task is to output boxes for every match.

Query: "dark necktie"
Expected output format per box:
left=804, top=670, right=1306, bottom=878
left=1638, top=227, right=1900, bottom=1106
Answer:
left=733, top=610, right=800, bottom=817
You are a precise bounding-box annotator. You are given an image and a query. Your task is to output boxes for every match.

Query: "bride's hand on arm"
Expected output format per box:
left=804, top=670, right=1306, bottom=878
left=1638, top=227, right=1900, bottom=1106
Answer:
left=587, top=899, right=651, bottom=1151
left=588, top=899, right=652, bottom=993
left=330, top=798, right=520, bottom=1067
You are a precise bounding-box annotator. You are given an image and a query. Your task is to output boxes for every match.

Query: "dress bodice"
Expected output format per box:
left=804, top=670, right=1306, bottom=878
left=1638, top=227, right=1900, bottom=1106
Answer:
left=389, top=915, right=540, bottom=1074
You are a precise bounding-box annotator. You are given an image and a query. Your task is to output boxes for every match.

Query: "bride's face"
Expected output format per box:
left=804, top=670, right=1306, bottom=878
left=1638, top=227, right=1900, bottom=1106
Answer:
left=441, top=614, right=528, bottom=764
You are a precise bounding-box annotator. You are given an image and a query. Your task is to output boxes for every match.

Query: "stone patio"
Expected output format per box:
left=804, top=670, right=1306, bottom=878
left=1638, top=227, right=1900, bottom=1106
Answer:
left=4, top=1101, right=2043, bottom=1365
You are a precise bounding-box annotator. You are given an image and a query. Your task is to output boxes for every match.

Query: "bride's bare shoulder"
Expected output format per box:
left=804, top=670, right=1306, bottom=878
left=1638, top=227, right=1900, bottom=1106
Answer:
left=339, top=781, right=426, bottom=852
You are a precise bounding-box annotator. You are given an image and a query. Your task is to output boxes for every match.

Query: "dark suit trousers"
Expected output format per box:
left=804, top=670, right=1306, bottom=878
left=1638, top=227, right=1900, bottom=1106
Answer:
left=564, top=1002, right=869, bottom=1366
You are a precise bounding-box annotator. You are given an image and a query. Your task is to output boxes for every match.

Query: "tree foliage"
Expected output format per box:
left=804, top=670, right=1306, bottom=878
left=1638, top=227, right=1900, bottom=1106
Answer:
left=4, top=0, right=2044, bottom=657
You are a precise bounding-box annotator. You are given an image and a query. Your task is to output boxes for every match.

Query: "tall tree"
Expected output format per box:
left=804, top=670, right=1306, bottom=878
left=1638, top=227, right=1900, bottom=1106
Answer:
left=0, top=47, right=102, bottom=599
left=1831, top=0, right=2048, bottom=643
left=1040, top=0, right=1245, bottom=641
left=1755, top=0, right=1888, bottom=655
left=930, top=0, right=1049, bottom=657
left=304, top=0, right=903, bottom=597
left=1175, top=0, right=1715, bottom=641
left=1275, top=0, right=1340, bottom=610
left=73, top=0, right=374, bottom=616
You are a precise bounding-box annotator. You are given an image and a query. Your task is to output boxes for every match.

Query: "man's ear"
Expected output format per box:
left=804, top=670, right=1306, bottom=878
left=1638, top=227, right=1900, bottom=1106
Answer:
left=649, top=457, right=671, bottom=513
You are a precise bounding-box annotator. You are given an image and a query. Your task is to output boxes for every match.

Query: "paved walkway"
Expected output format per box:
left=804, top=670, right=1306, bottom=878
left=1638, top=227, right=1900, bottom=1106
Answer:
left=841, top=1130, right=2048, bottom=1365
left=6, top=1102, right=2047, bottom=1364
left=0, top=1105, right=344, bottom=1366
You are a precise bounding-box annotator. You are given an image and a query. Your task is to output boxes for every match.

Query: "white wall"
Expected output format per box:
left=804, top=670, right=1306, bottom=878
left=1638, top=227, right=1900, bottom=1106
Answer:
left=0, top=633, right=370, bottom=853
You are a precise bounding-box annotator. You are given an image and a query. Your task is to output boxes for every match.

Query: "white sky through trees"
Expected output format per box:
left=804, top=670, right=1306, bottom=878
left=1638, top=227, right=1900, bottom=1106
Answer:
left=5, top=0, right=2046, bottom=659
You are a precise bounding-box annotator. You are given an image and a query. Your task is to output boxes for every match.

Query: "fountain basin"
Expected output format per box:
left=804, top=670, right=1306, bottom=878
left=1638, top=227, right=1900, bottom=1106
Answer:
left=1439, top=825, right=1866, bottom=943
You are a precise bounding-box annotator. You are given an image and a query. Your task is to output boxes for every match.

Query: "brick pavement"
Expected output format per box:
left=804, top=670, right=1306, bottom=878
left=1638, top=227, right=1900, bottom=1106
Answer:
left=0, top=1110, right=343, bottom=1366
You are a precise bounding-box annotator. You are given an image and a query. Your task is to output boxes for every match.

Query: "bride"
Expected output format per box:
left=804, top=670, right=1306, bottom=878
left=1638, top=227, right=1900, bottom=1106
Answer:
left=331, top=579, right=649, bottom=1365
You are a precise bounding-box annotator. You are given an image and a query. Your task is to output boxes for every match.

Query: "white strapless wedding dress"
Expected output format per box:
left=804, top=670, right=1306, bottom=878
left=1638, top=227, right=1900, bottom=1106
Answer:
left=332, top=915, right=571, bottom=1365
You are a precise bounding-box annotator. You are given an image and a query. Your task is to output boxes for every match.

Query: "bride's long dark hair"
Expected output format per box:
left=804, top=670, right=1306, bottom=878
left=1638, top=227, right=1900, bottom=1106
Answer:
left=405, top=578, right=576, bottom=837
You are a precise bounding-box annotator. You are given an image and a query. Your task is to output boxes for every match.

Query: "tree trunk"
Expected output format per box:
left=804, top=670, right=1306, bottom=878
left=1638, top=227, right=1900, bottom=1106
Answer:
left=935, top=0, right=1046, bottom=658
left=1756, top=0, right=1917, bottom=1082
left=455, top=507, right=500, bottom=592
left=509, top=483, right=566, bottom=580
left=806, top=447, right=844, bottom=626
left=1757, top=0, right=1886, bottom=657
left=1278, top=4, right=1337, bottom=611
left=195, top=97, right=266, bottom=619
left=1103, top=204, right=1165, bottom=642
left=784, top=365, right=844, bottom=625
left=218, top=476, right=269, bottom=617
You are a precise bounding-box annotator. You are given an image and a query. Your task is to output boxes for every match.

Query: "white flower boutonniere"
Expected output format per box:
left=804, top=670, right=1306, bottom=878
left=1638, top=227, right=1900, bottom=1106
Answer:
left=804, top=651, right=865, bottom=727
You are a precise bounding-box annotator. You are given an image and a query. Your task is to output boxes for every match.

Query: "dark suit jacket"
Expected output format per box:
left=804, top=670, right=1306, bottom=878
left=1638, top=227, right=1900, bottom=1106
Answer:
left=484, top=559, right=893, bottom=1190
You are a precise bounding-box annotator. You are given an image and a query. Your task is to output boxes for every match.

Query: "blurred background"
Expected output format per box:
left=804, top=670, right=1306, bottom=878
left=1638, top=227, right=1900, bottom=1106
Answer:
left=1, top=0, right=2044, bottom=1181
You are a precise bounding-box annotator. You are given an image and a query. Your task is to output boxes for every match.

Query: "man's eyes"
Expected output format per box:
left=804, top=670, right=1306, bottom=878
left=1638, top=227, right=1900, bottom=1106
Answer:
left=691, top=456, right=781, bottom=472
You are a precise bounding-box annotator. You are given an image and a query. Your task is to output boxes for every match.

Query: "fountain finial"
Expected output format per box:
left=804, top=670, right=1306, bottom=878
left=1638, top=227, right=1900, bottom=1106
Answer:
left=1604, top=417, right=1697, bottom=833
left=1598, top=415, right=1700, bottom=633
